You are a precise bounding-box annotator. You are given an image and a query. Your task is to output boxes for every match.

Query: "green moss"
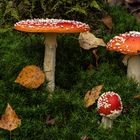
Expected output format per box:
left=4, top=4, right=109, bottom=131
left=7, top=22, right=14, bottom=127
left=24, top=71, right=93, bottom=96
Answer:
left=0, top=5, right=140, bottom=140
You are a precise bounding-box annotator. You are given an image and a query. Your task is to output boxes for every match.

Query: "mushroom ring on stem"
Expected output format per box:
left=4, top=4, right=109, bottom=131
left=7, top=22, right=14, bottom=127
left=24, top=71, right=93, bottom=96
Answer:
left=14, top=19, right=90, bottom=92
left=97, top=91, right=123, bottom=129
left=107, top=31, right=140, bottom=85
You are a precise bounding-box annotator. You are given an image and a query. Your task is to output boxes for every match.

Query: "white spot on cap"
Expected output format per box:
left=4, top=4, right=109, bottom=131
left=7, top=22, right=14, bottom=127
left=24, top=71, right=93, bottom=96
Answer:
left=97, top=91, right=123, bottom=119
left=14, top=18, right=90, bottom=32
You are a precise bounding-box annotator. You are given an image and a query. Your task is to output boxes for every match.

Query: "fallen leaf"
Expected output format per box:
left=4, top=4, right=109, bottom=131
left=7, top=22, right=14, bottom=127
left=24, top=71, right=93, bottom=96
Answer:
left=46, top=115, right=56, bottom=125
left=84, top=85, right=103, bottom=108
left=125, top=0, right=137, bottom=4
left=122, top=55, right=131, bottom=66
left=81, top=135, right=90, bottom=140
left=92, top=49, right=99, bottom=67
left=15, top=65, right=45, bottom=89
left=87, top=63, right=94, bottom=70
left=102, top=15, right=113, bottom=29
left=133, top=94, right=140, bottom=99
left=123, top=104, right=131, bottom=113
left=107, top=0, right=124, bottom=6
left=133, top=12, right=140, bottom=23
left=0, top=103, right=21, bottom=131
left=79, top=32, right=106, bottom=50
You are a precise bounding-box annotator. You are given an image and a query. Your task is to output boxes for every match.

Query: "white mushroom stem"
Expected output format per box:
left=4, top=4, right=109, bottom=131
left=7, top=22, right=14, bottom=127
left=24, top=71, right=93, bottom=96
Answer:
left=44, top=33, right=57, bottom=92
left=123, top=55, right=140, bottom=85
left=100, top=116, right=113, bottom=129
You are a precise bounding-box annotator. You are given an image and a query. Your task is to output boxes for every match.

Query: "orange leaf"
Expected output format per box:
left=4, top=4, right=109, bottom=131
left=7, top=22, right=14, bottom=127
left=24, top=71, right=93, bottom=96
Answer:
left=15, top=65, right=45, bottom=89
left=0, top=103, right=21, bottom=131
left=84, top=85, right=103, bottom=108
left=102, top=15, right=113, bottom=29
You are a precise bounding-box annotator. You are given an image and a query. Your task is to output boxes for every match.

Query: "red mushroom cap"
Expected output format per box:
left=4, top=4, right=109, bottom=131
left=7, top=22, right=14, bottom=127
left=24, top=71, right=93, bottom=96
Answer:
left=107, top=31, right=140, bottom=55
left=97, top=91, right=123, bottom=119
left=14, top=18, right=90, bottom=33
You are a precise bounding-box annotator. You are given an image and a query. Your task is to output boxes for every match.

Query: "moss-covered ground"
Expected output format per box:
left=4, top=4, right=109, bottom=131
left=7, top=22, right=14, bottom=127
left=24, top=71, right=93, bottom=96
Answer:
left=0, top=6, right=140, bottom=140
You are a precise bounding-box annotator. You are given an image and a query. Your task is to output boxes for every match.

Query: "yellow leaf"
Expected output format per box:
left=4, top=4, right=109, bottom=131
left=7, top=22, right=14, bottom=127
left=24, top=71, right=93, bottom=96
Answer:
left=0, top=103, right=21, bottom=131
left=133, top=94, right=140, bottom=99
left=79, top=32, right=106, bottom=50
left=15, top=65, right=45, bottom=89
left=84, top=85, right=103, bottom=108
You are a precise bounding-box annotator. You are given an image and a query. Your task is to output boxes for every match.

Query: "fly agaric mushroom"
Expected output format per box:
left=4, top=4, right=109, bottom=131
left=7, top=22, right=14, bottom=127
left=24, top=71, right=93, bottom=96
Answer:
left=97, top=91, right=123, bottom=129
left=107, top=31, right=140, bottom=85
left=14, top=19, right=90, bottom=92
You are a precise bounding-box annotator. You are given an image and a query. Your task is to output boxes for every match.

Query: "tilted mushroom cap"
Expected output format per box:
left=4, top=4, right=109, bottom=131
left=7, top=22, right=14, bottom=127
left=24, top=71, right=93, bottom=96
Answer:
left=14, top=18, right=90, bottom=33
left=107, top=31, right=140, bottom=55
left=97, top=91, right=123, bottom=119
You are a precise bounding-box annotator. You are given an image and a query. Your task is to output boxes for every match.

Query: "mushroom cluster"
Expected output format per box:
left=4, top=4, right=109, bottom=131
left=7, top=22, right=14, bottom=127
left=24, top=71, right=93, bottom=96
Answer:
left=14, top=18, right=90, bottom=92
left=97, top=91, right=123, bottom=129
left=107, top=31, right=140, bottom=85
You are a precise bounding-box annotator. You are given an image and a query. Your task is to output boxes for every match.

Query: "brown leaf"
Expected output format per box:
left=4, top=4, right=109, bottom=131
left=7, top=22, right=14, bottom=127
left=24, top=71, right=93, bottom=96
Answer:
left=133, top=12, right=140, bottom=23
left=125, top=0, right=137, bottom=4
left=15, top=65, right=45, bottom=89
left=122, top=55, right=131, bottom=66
left=92, top=49, right=99, bottom=68
left=133, top=94, right=140, bottom=99
left=102, top=15, right=113, bottom=29
left=107, top=0, right=124, bottom=6
left=79, top=32, right=106, bottom=50
left=87, top=64, right=94, bottom=70
left=0, top=103, right=21, bottom=131
left=123, top=104, right=131, bottom=113
left=84, top=85, right=103, bottom=108
left=81, top=135, right=90, bottom=140
left=46, top=115, right=56, bottom=125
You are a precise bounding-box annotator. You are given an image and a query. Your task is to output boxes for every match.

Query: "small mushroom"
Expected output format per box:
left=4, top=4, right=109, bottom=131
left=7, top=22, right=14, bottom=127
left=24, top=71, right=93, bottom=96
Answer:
left=107, top=31, right=140, bottom=85
left=14, top=19, right=90, bottom=92
left=97, top=91, right=123, bottom=129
